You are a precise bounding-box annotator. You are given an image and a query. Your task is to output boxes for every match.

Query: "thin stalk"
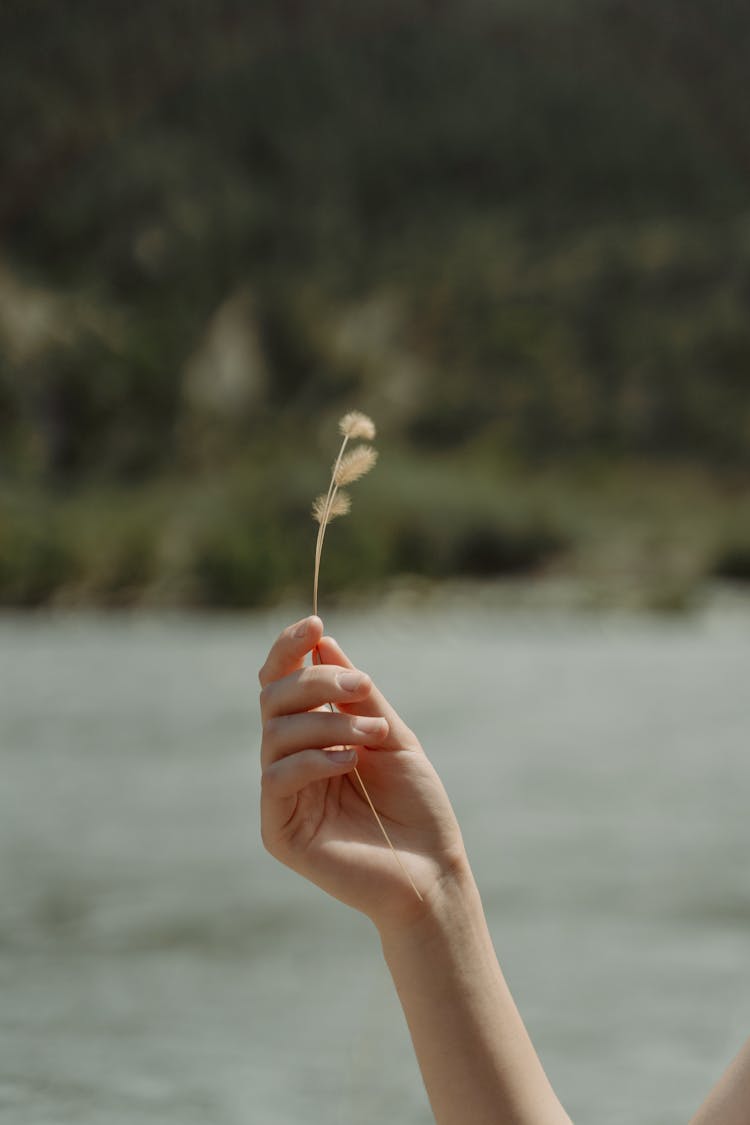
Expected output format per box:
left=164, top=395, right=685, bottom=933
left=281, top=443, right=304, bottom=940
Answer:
left=312, top=430, right=422, bottom=901
left=311, top=648, right=423, bottom=902
left=350, top=766, right=423, bottom=901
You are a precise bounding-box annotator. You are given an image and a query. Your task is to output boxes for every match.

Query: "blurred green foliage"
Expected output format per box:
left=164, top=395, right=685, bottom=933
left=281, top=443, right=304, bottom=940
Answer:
left=1, top=0, right=749, bottom=606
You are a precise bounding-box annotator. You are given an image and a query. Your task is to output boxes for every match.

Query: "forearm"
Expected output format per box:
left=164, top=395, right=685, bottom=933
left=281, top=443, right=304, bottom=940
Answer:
left=379, top=862, right=571, bottom=1125
left=689, top=1037, right=750, bottom=1125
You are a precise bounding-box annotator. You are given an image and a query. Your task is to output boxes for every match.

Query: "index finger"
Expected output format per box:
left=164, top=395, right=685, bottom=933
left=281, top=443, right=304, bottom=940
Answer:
left=316, top=634, right=421, bottom=752
left=258, top=616, right=324, bottom=688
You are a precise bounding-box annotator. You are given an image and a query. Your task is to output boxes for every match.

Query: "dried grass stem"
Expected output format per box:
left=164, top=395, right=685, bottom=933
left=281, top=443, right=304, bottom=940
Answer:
left=311, top=412, right=422, bottom=900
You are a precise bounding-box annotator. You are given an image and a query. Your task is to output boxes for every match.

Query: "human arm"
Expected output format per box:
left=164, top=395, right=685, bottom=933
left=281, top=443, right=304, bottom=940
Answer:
left=258, top=615, right=572, bottom=1125
left=378, top=858, right=572, bottom=1125
left=689, top=1038, right=750, bottom=1125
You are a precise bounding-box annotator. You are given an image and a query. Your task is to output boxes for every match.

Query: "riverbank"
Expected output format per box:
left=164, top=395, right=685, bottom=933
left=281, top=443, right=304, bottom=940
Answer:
left=2, top=455, right=748, bottom=611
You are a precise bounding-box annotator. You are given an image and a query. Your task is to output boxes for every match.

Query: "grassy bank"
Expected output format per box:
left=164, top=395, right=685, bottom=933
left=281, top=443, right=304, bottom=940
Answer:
left=3, top=454, right=749, bottom=611
left=3, top=4, right=750, bottom=612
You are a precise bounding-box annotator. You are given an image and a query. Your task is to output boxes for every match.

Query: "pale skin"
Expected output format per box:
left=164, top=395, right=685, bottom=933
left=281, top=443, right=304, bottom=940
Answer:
left=259, top=615, right=750, bottom=1124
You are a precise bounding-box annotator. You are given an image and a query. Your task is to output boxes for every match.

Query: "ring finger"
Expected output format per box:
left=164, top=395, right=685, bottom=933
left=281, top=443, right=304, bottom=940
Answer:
left=262, top=709, right=389, bottom=767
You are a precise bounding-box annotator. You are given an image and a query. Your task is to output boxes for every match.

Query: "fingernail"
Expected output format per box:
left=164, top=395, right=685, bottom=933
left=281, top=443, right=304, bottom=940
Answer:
left=327, top=748, right=357, bottom=763
left=294, top=619, right=310, bottom=638
left=338, top=671, right=366, bottom=692
left=351, top=716, right=387, bottom=738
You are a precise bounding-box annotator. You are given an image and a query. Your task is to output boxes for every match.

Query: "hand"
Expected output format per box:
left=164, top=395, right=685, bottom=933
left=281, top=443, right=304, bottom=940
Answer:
left=260, top=619, right=574, bottom=1125
left=259, top=616, right=467, bottom=933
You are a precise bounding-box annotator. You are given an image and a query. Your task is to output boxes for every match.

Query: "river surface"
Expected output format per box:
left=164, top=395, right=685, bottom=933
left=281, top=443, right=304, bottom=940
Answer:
left=1, top=600, right=749, bottom=1124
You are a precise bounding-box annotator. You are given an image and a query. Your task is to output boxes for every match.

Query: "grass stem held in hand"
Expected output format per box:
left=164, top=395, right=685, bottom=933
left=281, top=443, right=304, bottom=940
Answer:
left=311, top=412, right=422, bottom=901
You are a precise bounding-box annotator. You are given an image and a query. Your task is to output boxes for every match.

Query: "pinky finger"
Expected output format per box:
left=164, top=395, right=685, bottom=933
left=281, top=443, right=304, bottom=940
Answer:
left=262, top=747, right=358, bottom=803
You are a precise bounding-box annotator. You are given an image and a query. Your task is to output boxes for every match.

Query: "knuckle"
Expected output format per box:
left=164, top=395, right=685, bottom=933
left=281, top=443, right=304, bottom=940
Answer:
left=297, top=665, right=321, bottom=687
left=297, top=666, right=331, bottom=699
left=258, top=662, right=270, bottom=689
left=262, top=715, right=283, bottom=745
left=260, top=765, right=278, bottom=798
left=279, top=622, right=302, bottom=650
left=292, top=668, right=311, bottom=691
left=258, top=681, right=274, bottom=713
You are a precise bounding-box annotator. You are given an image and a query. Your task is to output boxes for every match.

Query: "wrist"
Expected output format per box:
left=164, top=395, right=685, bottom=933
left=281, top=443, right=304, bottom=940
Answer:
left=376, top=853, right=485, bottom=959
left=377, top=858, right=571, bottom=1125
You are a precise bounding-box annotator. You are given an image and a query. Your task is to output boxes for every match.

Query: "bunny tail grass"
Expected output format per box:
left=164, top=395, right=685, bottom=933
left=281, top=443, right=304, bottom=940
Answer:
left=338, top=411, right=376, bottom=441
left=311, top=413, right=422, bottom=901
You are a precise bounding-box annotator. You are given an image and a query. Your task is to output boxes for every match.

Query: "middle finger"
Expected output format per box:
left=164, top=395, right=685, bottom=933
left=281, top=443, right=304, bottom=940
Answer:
left=260, top=663, right=373, bottom=721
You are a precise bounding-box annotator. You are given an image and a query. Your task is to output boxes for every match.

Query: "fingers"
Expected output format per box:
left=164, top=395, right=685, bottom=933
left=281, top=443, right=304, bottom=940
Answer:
left=316, top=635, right=420, bottom=751
left=262, top=747, right=358, bottom=803
left=260, top=663, right=374, bottom=722
left=258, top=616, right=324, bottom=689
left=258, top=621, right=421, bottom=770
left=262, top=709, right=389, bottom=767
left=316, top=635, right=355, bottom=672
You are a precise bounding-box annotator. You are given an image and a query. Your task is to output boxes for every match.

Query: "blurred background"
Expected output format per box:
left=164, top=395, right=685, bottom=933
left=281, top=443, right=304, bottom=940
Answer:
left=1, top=2, right=749, bottom=1123
left=2, top=0, right=750, bottom=609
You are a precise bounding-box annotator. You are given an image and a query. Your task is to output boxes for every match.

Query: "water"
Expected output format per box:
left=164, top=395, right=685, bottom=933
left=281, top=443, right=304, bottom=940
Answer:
left=1, top=602, right=748, bottom=1124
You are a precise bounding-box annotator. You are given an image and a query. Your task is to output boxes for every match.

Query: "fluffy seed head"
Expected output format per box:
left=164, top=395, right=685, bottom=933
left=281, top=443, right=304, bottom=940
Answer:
left=339, top=411, right=376, bottom=441
left=333, top=445, right=378, bottom=487
left=312, top=490, right=352, bottom=525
